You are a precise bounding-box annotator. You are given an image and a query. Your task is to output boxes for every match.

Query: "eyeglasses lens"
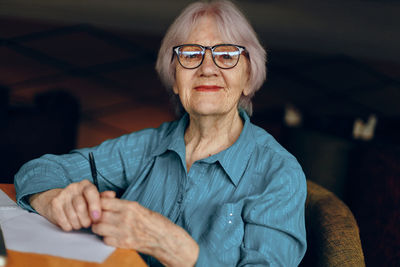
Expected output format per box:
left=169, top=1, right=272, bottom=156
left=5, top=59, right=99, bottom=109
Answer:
left=178, top=45, right=241, bottom=69
left=213, top=45, right=240, bottom=68
left=179, top=46, right=203, bottom=69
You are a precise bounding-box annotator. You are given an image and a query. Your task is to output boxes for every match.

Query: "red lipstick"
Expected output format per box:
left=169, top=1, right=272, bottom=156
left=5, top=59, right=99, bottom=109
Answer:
left=194, top=85, right=223, bottom=92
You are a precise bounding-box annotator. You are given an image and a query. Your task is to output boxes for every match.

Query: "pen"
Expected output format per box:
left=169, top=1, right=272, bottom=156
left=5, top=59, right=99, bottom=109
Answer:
left=88, top=152, right=99, bottom=191
left=0, top=225, right=7, bottom=267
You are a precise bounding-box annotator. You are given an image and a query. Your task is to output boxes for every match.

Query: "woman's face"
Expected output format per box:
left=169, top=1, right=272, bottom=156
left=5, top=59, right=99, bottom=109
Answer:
left=173, top=16, right=250, bottom=118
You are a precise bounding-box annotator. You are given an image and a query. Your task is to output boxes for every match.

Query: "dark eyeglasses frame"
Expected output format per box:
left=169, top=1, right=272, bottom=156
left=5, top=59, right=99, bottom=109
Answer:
left=171, top=44, right=249, bottom=69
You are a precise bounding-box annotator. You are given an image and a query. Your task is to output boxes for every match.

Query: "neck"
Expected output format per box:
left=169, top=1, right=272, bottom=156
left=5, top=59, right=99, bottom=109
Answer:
left=184, top=109, right=244, bottom=171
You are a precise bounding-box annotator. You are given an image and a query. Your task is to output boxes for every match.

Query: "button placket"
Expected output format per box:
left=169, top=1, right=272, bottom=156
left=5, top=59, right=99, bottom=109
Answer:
left=171, top=165, right=188, bottom=223
left=177, top=194, right=184, bottom=204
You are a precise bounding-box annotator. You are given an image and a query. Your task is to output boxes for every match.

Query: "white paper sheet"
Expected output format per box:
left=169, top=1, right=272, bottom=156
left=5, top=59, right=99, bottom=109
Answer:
left=0, top=189, right=115, bottom=263
left=0, top=189, right=18, bottom=208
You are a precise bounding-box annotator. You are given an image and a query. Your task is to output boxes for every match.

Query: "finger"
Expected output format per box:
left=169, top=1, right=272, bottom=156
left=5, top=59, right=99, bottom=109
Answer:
left=50, top=198, right=73, bottom=231
left=98, top=211, right=119, bottom=225
left=92, top=221, right=120, bottom=237
left=101, top=198, right=133, bottom=212
left=64, top=202, right=82, bottom=230
left=82, top=183, right=101, bottom=222
left=103, top=236, right=119, bottom=248
left=100, top=191, right=116, bottom=199
left=55, top=213, right=73, bottom=232
left=72, top=195, right=91, bottom=228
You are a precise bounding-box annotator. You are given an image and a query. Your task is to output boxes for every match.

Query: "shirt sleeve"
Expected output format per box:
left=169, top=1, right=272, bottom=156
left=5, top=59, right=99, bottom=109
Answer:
left=14, top=128, right=161, bottom=212
left=238, top=159, right=307, bottom=266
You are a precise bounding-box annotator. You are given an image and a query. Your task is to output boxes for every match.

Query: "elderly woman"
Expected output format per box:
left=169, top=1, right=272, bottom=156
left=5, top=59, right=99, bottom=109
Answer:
left=15, top=0, right=306, bottom=266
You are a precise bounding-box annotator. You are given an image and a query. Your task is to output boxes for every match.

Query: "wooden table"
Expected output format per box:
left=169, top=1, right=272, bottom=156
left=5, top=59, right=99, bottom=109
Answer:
left=0, top=184, right=147, bottom=267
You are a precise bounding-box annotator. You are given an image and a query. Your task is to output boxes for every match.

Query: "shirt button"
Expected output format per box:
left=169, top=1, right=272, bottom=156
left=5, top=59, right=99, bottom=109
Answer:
left=177, top=195, right=183, bottom=204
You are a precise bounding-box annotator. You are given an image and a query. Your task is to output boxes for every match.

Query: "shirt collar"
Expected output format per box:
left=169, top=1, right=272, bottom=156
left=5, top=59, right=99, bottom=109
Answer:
left=152, top=109, right=256, bottom=186
left=152, top=113, right=189, bottom=169
left=201, top=109, right=255, bottom=187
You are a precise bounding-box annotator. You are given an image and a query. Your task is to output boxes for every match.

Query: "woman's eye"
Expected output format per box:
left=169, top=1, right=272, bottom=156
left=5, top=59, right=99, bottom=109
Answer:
left=222, top=53, right=232, bottom=60
left=182, top=52, right=201, bottom=59
left=214, top=51, right=237, bottom=61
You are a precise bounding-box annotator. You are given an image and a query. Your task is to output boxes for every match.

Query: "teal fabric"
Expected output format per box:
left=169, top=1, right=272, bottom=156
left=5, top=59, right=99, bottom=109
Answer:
left=15, top=109, right=307, bottom=266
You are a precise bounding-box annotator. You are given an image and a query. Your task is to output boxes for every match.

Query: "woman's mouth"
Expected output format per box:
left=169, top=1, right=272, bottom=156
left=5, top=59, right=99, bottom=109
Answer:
left=194, top=85, right=223, bottom=92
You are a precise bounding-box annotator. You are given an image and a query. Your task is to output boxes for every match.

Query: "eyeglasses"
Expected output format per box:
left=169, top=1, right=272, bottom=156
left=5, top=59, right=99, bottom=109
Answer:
left=172, top=44, right=249, bottom=69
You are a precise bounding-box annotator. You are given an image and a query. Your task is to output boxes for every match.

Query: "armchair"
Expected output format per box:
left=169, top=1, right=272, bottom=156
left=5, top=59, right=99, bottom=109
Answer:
left=300, top=180, right=365, bottom=266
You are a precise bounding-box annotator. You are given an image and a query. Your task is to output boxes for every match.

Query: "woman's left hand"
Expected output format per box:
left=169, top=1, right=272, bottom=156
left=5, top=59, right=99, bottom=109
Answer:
left=92, top=198, right=199, bottom=267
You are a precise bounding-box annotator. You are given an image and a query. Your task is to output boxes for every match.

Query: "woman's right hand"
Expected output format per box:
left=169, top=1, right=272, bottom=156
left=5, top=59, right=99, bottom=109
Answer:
left=29, top=179, right=116, bottom=231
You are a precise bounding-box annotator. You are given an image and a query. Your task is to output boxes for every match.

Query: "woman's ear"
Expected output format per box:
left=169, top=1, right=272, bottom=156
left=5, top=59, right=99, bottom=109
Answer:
left=243, top=84, right=251, bottom=96
left=172, top=65, right=179, bottom=95
left=172, top=84, right=179, bottom=95
left=242, top=60, right=251, bottom=96
left=242, top=74, right=251, bottom=96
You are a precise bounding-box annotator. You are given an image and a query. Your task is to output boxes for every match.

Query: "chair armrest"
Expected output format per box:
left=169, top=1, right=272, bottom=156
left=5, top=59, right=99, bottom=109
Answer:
left=300, top=180, right=365, bottom=267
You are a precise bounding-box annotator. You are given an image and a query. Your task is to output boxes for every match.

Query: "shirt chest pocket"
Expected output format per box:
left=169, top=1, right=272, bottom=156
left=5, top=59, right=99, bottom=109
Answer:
left=201, top=203, right=244, bottom=252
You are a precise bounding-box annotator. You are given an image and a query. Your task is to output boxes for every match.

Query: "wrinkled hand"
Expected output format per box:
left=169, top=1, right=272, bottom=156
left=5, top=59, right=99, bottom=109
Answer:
left=92, top=198, right=199, bottom=267
left=29, top=179, right=116, bottom=231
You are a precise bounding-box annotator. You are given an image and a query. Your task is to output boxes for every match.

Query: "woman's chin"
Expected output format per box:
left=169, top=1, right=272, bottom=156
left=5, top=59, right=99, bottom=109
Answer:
left=188, top=103, right=230, bottom=117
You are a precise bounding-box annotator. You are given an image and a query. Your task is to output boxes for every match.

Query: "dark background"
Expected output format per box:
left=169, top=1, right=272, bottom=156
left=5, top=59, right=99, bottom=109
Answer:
left=1, top=0, right=399, bottom=265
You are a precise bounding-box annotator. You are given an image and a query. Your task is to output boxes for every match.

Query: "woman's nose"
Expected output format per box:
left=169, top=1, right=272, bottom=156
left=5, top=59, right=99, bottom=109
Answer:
left=199, top=50, right=218, bottom=75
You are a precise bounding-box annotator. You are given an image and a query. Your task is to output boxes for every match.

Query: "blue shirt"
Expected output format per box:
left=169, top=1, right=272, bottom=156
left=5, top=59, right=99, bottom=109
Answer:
left=15, top=109, right=307, bottom=266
